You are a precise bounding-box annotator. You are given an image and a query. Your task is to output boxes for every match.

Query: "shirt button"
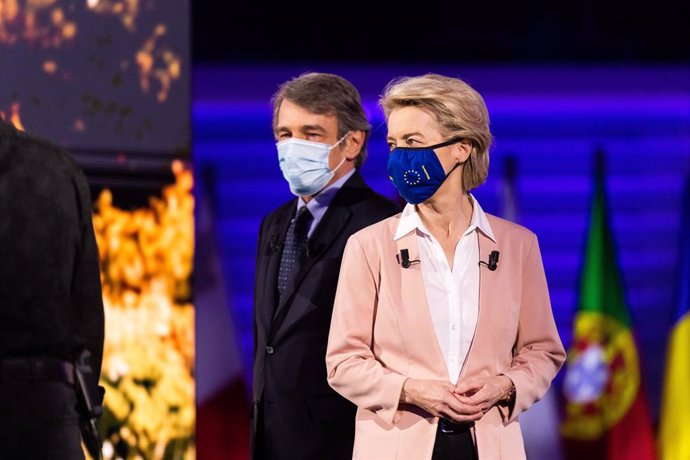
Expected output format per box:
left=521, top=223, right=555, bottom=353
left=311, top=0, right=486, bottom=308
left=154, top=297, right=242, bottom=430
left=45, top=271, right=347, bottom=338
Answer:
left=451, top=324, right=457, bottom=330
left=266, top=346, right=275, bottom=355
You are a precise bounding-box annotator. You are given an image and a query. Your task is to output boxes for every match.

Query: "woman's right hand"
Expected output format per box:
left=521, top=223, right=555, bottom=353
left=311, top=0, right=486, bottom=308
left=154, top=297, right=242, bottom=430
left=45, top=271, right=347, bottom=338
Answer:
left=400, top=378, right=484, bottom=422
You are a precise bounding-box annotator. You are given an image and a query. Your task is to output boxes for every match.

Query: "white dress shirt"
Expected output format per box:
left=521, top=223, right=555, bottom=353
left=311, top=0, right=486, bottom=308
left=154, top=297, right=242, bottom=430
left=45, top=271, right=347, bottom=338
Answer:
left=394, top=194, right=496, bottom=384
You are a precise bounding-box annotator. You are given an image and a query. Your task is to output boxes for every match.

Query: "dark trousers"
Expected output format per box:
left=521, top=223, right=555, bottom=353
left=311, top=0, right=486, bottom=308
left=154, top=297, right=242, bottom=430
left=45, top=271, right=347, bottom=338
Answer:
left=252, top=399, right=354, bottom=460
left=431, top=422, right=477, bottom=460
left=0, top=381, right=84, bottom=460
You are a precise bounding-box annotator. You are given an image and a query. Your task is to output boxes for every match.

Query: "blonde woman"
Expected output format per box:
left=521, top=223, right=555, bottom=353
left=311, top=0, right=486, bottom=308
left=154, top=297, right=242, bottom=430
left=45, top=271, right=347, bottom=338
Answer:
left=326, top=74, right=565, bottom=460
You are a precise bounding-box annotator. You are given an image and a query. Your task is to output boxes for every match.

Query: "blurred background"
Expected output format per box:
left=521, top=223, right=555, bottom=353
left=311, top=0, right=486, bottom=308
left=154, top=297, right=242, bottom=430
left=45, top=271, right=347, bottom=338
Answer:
left=2, top=1, right=688, bottom=458
left=193, top=1, right=690, bottom=459
left=1, top=0, right=192, bottom=458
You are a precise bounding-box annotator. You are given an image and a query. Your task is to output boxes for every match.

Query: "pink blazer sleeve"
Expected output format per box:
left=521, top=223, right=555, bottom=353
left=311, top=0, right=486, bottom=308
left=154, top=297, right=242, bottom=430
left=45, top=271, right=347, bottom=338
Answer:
left=502, top=234, right=566, bottom=422
left=326, top=234, right=408, bottom=426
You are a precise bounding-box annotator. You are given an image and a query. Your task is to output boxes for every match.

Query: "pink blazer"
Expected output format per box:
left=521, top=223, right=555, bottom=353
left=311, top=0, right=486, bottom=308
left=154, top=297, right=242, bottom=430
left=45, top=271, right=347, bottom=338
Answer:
left=326, top=212, right=566, bottom=459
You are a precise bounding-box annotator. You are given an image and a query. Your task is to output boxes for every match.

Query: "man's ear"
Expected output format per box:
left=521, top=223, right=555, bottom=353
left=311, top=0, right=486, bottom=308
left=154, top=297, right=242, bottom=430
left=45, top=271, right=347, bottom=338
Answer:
left=344, top=131, right=365, bottom=160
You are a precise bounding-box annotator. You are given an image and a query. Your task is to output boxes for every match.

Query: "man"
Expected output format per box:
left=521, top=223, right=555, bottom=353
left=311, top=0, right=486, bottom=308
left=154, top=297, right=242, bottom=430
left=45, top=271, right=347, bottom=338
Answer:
left=252, top=73, right=401, bottom=459
left=0, top=117, right=104, bottom=458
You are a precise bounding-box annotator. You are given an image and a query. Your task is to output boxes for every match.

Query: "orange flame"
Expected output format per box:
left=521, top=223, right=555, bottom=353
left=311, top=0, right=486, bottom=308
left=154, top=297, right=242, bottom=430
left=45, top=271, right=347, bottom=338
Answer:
left=0, top=0, right=77, bottom=48
left=91, top=161, right=195, bottom=458
left=136, top=23, right=181, bottom=103
left=2, top=0, right=181, bottom=103
left=0, top=102, right=24, bottom=131
left=85, top=0, right=140, bottom=32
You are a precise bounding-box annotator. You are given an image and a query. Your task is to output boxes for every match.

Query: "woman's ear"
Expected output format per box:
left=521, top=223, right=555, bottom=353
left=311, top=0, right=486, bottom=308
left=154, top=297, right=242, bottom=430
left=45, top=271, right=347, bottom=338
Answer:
left=456, top=140, right=472, bottom=163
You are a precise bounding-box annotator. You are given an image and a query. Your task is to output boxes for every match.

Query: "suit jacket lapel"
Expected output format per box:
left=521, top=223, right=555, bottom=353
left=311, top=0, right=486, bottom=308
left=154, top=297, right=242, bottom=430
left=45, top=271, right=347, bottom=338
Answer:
left=458, top=230, right=499, bottom=382
left=270, top=196, right=353, bottom=334
left=258, top=203, right=295, bottom=331
left=394, top=228, right=448, bottom=380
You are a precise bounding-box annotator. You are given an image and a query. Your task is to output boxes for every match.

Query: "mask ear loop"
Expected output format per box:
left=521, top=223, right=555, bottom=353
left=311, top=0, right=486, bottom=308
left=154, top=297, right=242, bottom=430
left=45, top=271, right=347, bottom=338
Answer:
left=330, top=156, right=348, bottom=174
left=330, top=131, right=351, bottom=150
left=441, top=140, right=471, bottom=181
left=328, top=131, right=353, bottom=174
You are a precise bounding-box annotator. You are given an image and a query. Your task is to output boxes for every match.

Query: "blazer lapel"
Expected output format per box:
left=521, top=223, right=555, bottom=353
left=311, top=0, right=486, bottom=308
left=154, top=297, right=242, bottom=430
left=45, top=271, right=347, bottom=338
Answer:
left=258, top=204, right=295, bottom=331
left=394, top=229, right=448, bottom=380
left=458, top=230, right=499, bottom=382
left=270, top=201, right=353, bottom=332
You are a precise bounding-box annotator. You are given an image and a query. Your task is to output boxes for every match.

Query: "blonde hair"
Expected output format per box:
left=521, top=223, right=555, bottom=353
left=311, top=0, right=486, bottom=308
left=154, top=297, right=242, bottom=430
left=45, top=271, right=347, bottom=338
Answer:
left=379, top=74, right=493, bottom=191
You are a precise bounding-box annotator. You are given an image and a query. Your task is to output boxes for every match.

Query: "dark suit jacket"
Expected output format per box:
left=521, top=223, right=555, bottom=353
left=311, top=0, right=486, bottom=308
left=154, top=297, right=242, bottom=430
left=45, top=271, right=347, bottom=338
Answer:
left=252, top=171, right=400, bottom=460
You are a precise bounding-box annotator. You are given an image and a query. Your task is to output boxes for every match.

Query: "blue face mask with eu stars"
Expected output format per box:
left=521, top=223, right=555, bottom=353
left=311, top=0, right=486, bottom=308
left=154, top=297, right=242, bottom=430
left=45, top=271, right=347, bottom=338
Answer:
left=387, top=137, right=466, bottom=204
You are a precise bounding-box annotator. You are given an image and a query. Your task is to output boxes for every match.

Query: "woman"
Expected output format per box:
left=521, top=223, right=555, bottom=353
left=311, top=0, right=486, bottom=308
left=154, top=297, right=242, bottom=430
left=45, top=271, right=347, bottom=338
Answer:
left=325, top=74, right=566, bottom=460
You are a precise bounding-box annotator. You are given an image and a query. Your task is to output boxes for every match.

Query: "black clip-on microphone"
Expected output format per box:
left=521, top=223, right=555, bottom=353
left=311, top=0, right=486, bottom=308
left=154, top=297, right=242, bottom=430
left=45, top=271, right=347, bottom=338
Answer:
left=269, top=233, right=283, bottom=252
left=479, top=250, right=500, bottom=271
left=397, top=249, right=420, bottom=269
left=306, top=242, right=322, bottom=259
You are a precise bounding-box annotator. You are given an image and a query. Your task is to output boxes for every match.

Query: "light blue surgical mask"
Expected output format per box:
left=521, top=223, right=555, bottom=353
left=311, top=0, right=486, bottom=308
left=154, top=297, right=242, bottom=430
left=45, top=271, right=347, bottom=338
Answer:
left=277, top=133, right=349, bottom=196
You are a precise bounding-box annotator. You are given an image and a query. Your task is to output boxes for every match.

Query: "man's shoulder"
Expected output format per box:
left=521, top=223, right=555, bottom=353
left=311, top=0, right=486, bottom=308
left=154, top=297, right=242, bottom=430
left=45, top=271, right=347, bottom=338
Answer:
left=261, top=198, right=296, bottom=227
left=340, top=174, right=401, bottom=217
left=354, top=189, right=400, bottom=215
left=1, top=122, right=83, bottom=178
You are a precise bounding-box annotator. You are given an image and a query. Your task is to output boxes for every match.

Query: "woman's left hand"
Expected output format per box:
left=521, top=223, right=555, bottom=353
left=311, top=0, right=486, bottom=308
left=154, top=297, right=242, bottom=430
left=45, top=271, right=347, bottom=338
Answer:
left=453, top=375, right=513, bottom=414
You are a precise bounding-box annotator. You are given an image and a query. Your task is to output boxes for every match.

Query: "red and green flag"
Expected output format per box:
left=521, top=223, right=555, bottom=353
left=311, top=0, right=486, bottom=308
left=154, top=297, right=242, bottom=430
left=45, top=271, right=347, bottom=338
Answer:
left=561, top=152, right=657, bottom=460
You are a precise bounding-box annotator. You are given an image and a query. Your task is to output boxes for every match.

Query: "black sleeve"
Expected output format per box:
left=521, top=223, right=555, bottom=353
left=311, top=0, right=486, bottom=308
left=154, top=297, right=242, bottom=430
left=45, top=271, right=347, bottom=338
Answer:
left=70, top=167, right=105, bottom=377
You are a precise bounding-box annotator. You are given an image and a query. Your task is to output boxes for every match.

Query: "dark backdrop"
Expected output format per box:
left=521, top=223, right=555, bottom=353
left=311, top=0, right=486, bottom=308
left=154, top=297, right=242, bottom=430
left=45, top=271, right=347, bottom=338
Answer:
left=194, top=0, right=690, bottom=63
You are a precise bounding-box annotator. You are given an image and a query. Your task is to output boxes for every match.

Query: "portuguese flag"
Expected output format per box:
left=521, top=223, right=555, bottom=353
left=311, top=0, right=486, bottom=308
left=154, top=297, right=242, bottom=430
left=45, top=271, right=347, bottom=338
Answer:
left=561, top=152, right=657, bottom=460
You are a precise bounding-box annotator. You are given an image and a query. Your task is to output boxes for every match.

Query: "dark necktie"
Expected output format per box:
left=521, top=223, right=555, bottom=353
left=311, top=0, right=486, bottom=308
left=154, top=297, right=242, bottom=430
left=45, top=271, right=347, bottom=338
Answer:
left=277, top=206, right=313, bottom=300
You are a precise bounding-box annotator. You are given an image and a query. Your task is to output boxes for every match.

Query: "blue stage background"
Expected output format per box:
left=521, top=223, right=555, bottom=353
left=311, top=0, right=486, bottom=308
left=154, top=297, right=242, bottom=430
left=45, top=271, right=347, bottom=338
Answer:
left=193, top=64, right=690, bottom=423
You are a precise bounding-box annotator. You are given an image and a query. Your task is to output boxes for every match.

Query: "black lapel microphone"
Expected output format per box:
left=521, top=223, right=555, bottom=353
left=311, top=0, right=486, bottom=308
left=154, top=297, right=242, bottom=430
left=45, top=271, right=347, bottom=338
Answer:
left=306, top=242, right=322, bottom=258
left=479, top=250, right=500, bottom=271
left=397, top=249, right=420, bottom=269
left=269, top=233, right=283, bottom=252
